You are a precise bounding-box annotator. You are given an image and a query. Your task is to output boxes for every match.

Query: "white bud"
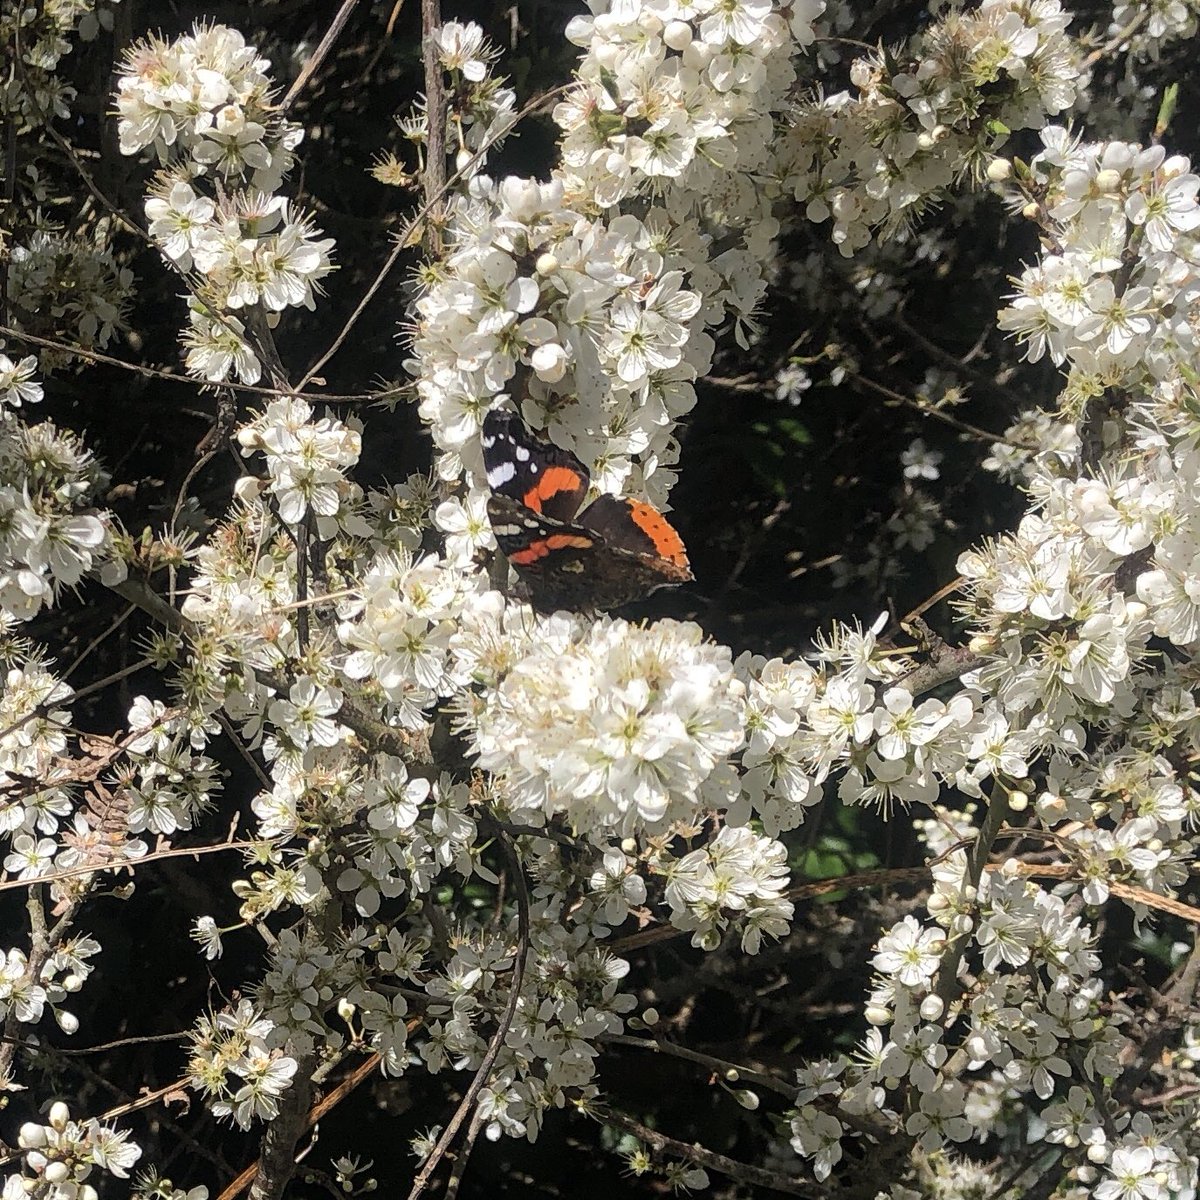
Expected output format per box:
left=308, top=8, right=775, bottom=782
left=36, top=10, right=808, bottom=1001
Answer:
left=1094, top=168, right=1123, bottom=194
left=1021, top=200, right=1040, bottom=220
left=953, top=914, right=974, bottom=935
left=966, top=1033, right=989, bottom=1061
left=530, top=342, right=568, bottom=383
left=24, top=1151, right=48, bottom=1174
left=455, top=147, right=473, bottom=174
left=44, top=1162, right=70, bottom=1185
left=927, top=893, right=949, bottom=913
left=81, top=1187, right=100, bottom=1200
left=919, top=994, right=944, bottom=1021
left=1086, top=1143, right=1109, bottom=1164
left=48, top=1102, right=71, bottom=1130
left=234, top=475, right=266, bottom=504
left=1076, top=1165, right=1097, bottom=1184
left=337, top=998, right=356, bottom=1023
left=1007, top=790, right=1028, bottom=813
left=62, top=973, right=83, bottom=993
left=663, top=20, right=692, bottom=49
left=17, top=1123, right=47, bottom=1149
left=642, top=1007, right=659, bottom=1026
left=236, top=426, right=262, bottom=450
left=864, top=1005, right=892, bottom=1026
left=986, top=157, right=1013, bottom=182
left=1000, top=856, right=1021, bottom=877
left=534, top=252, right=559, bottom=276
left=733, top=1089, right=759, bottom=1110
left=917, top=132, right=935, bottom=151
left=55, top=1010, right=79, bottom=1035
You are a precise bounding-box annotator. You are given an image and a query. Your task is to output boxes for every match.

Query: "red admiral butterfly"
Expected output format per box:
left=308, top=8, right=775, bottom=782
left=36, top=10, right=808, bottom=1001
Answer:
left=482, top=409, right=693, bottom=612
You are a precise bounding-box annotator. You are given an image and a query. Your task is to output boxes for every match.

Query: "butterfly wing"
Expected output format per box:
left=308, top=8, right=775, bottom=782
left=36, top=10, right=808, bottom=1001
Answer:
left=575, top=494, right=693, bottom=579
left=486, top=494, right=600, bottom=611
left=482, top=409, right=589, bottom=523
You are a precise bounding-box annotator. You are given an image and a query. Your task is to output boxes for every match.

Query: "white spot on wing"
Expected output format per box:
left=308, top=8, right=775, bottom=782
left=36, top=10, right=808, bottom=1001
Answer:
left=488, top=463, right=516, bottom=486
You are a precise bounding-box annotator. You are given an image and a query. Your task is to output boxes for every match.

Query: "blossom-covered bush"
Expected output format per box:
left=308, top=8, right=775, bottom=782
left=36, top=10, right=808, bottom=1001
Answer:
left=3, top=1, right=1200, bottom=1198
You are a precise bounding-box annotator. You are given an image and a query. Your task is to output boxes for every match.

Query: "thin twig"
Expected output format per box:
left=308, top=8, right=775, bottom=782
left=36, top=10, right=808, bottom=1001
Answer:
left=278, top=0, right=363, bottom=114
left=589, top=1103, right=820, bottom=1198
left=604, top=1033, right=796, bottom=1098
left=63, top=604, right=137, bottom=681
left=0, top=326, right=405, bottom=403
left=845, top=369, right=1036, bottom=450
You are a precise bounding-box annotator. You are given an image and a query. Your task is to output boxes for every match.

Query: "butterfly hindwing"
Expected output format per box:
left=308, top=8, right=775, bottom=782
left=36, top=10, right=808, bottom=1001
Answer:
left=575, top=494, right=691, bottom=576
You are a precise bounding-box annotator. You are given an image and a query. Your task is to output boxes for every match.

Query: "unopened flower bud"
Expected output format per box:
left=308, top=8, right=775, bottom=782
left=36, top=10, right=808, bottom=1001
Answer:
left=25, top=1151, right=48, bottom=1174
left=234, top=475, right=266, bottom=504
left=919, top=994, right=944, bottom=1021
left=733, top=1089, right=759, bottom=1110
left=43, top=1162, right=70, bottom=1185
left=1086, top=1143, right=1109, bottom=1164
left=236, top=427, right=263, bottom=450
left=455, top=147, right=474, bottom=174
left=1094, top=168, right=1122, bottom=194
left=953, top=914, right=974, bottom=935
left=663, top=20, right=691, bottom=49
left=642, top=1007, right=659, bottom=1026
left=17, top=1123, right=47, bottom=1149
left=865, top=1005, right=892, bottom=1026
left=1076, top=1165, right=1097, bottom=1184
left=535, top=252, right=559, bottom=276
left=48, top=1102, right=71, bottom=1130
left=337, top=998, right=356, bottom=1023
left=56, top=1010, right=79, bottom=1035
left=986, top=157, right=1013, bottom=182
left=1021, top=200, right=1040, bottom=221
left=81, top=1186, right=100, bottom=1200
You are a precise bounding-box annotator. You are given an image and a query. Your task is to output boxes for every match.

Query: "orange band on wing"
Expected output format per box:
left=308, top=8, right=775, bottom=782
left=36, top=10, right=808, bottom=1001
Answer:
left=628, top=502, right=689, bottom=567
left=509, top=533, right=594, bottom=565
left=522, top=466, right=584, bottom=513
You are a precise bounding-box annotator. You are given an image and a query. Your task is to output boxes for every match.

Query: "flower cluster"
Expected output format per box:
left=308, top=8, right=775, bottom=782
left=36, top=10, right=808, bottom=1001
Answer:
left=469, top=615, right=745, bottom=833
left=656, top=824, right=793, bottom=953
left=6, top=232, right=134, bottom=359
left=1109, top=0, right=1200, bottom=58
left=116, top=24, right=334, bottom=386
left=2, top=1102, right=141, bottom=1200
left=998, top=131, right=1200, bottom=385
left=187, top=1000, right=299, bottom=1129
left=778, top=0, right=1082, bottom=254
left=0, top=414, right=112, bottom=621
left=116, top=23, right=297, bottom=186
left=236, top=397, right=362, bottom=533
